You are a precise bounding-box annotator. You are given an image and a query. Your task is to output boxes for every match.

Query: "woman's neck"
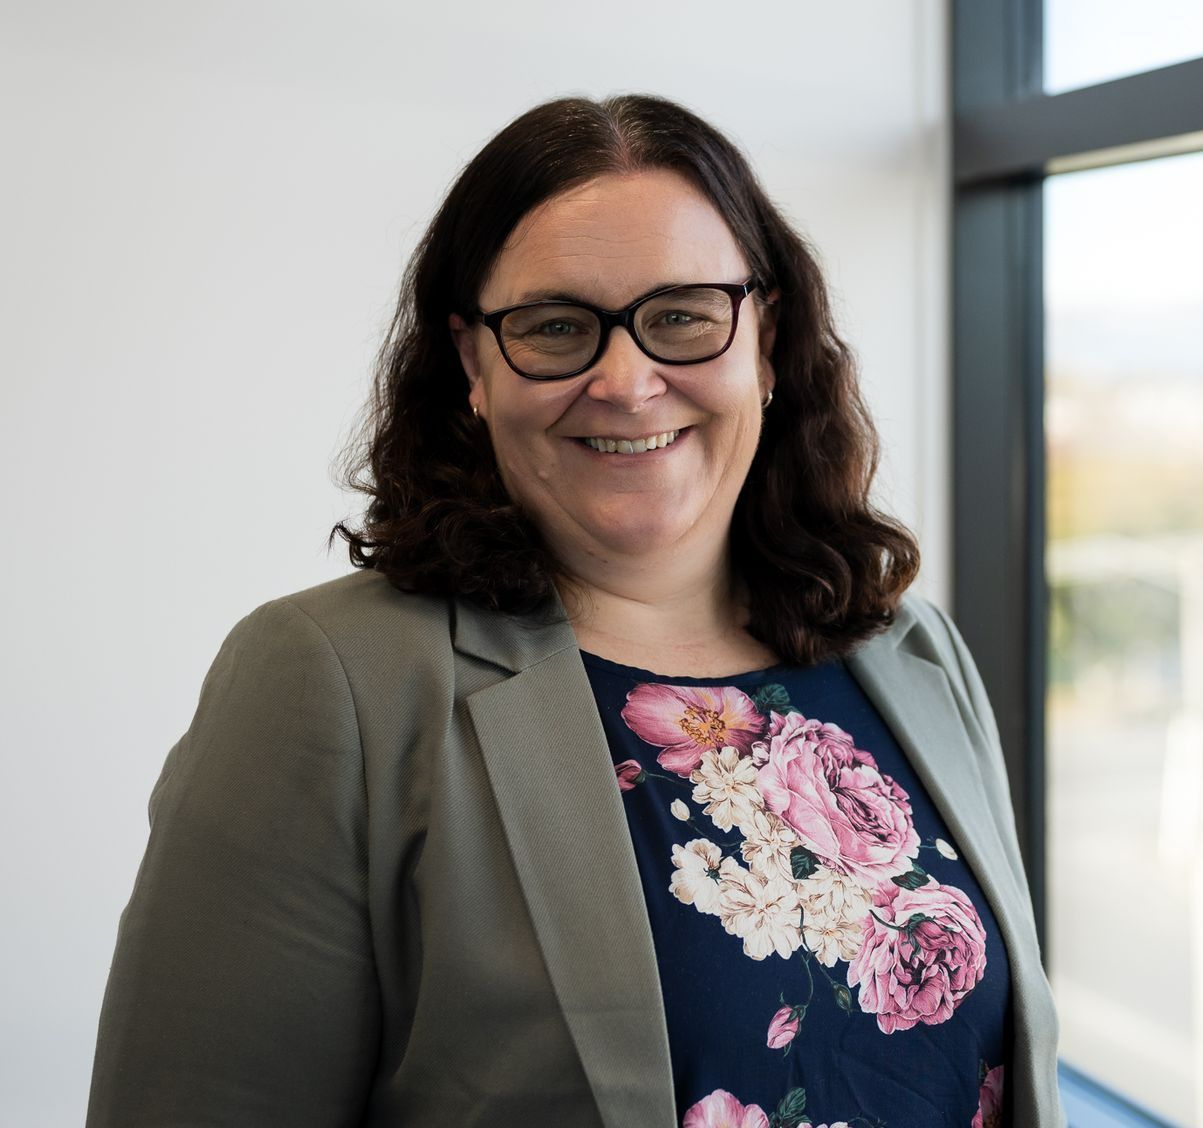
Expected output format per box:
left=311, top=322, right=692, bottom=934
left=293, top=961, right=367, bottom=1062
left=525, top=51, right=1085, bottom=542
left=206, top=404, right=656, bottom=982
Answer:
left=555, top=546, right=779, bottom=678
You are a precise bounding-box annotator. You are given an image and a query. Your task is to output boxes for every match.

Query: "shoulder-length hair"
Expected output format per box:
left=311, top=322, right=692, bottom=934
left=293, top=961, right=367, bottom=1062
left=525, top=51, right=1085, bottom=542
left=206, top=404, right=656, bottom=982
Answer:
left=331, top=94, right=920, bottom=665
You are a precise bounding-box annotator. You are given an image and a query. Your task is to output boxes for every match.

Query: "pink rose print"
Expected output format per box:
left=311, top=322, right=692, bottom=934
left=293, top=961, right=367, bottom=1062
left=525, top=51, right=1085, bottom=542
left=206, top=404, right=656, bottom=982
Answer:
left=623, top=684, right=766, bottom=777
left=847, top=881, right=987, bottom=1034
left=757, top=711, right=919, bottom=884
left=614, top=759, right=644, bottom=791
left=683, top=1089, right=770, bottom=1128
left=972, top=1064, right=1005, bottom=1128
left=766, top=1005, right=800, bottom=1048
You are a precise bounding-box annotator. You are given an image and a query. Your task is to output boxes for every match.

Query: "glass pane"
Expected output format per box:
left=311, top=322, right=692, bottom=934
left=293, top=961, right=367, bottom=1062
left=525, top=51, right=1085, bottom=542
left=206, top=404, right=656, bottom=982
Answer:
left=1045, top=0, right=1203, bottom=94
left=1045, top=151, right=1203, bottom=1127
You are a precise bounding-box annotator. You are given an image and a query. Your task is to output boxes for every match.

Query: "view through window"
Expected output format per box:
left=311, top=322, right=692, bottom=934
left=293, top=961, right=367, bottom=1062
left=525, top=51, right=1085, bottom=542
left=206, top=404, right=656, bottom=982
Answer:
left=1045, top=151, right=1203, bottom=1126
left=1045, top=0, right=1203, bottom=94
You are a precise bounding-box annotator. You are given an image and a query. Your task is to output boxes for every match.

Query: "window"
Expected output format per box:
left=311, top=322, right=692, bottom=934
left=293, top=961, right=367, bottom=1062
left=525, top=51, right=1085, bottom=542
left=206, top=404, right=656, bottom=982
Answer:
left=1046, top=0, right=1203, bottom=94
left=1046, top=152, right=1203, bottom=1124
left=953, top=2, right=1203, bottom=1122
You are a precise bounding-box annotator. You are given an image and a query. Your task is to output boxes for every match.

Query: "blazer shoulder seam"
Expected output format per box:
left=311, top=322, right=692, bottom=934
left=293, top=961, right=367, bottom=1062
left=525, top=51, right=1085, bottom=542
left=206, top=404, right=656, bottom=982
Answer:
left=272, top=596, right=369, bottom=800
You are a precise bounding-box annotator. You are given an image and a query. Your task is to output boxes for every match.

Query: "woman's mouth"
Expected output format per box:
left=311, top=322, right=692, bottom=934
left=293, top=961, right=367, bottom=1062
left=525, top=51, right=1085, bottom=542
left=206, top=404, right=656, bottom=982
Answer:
left=581, top=428, right=683, bottom=455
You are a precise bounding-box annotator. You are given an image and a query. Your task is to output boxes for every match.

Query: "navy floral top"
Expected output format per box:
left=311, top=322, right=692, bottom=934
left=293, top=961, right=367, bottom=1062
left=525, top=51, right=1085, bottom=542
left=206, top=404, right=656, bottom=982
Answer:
left=583, top=650, right=1011, bottom=1128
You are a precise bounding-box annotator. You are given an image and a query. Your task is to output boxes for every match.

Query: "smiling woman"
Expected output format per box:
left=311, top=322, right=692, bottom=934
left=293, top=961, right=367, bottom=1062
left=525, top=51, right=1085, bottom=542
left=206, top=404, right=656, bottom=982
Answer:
left=334, top=95, right=920, bottom=674
left=86, top=95, right=1064, bottom=1128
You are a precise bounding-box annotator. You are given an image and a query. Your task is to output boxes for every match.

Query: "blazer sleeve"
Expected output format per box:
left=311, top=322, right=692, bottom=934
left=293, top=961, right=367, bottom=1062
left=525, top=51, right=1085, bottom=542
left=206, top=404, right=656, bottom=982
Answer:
left=86, top=599, right=381, bottom=1127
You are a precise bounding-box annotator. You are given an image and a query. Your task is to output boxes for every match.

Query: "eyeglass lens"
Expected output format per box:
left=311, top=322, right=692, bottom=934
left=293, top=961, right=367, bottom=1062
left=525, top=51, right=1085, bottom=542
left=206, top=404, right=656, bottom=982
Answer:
left=499, top=286, right=737, bottom=378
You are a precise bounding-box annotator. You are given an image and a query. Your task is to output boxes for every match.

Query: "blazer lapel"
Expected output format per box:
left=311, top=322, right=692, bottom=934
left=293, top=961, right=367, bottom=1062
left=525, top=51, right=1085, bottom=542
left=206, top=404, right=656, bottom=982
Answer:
left=457, top=602, right=677, bottom=1128
left=844, top=605, right=1036, bottom=1004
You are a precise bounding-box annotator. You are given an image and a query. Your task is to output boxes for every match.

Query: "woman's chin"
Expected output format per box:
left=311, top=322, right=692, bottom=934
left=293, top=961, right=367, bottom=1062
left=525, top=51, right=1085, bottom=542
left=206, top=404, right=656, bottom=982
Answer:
left=574, top=509, right=710, bottom=563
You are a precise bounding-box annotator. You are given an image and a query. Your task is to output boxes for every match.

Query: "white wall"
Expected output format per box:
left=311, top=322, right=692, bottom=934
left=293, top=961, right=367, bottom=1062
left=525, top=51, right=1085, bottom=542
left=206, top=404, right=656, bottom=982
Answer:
left=0, top=3, right=949, bottom=1123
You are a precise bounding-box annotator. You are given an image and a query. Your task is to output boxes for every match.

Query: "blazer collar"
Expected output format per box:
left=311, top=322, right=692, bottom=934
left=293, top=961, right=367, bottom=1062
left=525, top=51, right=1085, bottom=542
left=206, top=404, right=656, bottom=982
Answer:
left=452, top=594, right=919, bottom=673
left=452, top=594, right=577, bottom=673
left=452, top=591, right=922, bottom=672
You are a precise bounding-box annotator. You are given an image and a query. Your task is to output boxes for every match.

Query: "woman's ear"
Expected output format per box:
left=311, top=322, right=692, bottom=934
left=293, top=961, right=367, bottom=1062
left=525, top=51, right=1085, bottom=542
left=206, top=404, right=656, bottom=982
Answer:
left=758, top=356, right=777, bottom=406
left=449, top=313, right=487, bottom=418
left=449, top=313, right=480, bottom=386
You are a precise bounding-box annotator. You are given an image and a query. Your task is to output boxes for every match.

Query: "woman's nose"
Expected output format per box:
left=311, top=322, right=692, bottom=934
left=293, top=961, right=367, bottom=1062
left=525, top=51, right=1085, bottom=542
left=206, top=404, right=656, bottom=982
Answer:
left=582, top=327, right=668, bottom=410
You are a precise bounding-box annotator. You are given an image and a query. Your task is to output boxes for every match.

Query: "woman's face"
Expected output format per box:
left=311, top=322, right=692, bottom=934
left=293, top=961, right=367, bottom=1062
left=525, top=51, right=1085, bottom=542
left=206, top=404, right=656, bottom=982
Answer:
left=451, top=168, right=776, bottom=571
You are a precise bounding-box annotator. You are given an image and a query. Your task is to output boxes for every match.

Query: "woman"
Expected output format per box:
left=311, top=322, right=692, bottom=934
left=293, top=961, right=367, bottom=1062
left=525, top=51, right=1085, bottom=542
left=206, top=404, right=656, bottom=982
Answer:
left=87, top=95, right=1062, bottom=1127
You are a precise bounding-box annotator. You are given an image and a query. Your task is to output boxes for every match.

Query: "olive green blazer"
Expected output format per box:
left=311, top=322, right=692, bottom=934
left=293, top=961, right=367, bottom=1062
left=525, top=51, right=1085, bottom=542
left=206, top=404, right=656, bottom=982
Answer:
left=87, top=569, right=1064, bottom=1126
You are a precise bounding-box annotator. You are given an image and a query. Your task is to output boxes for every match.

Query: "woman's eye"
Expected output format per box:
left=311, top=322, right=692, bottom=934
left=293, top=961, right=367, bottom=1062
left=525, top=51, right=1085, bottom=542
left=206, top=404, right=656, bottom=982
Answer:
left=534, top=319, right=579, bottom=336
left=657, top=310, right=709, bottom=327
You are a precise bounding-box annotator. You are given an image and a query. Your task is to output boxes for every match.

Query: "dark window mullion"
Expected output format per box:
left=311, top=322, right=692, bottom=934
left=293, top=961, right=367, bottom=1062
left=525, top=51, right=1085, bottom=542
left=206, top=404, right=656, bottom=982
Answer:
left=951, top=180, right=1046, bottom=946
left=951, top=0, right=1047, bottom=949
left=956, top=57, right=1203, bottom=185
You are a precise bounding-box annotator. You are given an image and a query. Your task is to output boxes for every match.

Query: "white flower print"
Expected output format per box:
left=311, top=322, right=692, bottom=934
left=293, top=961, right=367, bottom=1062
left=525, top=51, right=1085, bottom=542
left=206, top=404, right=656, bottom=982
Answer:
left=797, top=866, right=873, bottom=967
left=739, top=806, right=798, bottom=884
left=718, top=863, right=804, bottom=960
left=670, top=839, right=738, bottom=916
left=670, top=799, right=691, bottom=822
left=690, top=746, right=763, bottom=832
left=936, top=837, right=959, bottom=860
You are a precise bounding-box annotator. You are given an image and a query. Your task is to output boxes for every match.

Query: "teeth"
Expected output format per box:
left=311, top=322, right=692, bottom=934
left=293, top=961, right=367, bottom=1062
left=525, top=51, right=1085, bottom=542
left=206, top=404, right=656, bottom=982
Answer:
left=585, top=429, right=681, bottom=454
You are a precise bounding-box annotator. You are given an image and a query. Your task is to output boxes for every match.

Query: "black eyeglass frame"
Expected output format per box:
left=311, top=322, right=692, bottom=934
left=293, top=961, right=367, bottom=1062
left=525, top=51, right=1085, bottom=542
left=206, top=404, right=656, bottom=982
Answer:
left=473, top=278, right=762, bottom=381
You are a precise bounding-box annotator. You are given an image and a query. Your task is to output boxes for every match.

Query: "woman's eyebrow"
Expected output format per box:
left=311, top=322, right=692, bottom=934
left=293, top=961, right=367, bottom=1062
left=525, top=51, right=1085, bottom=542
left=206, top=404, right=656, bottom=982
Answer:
left=509, top=280, right=687, bottom=307
left=508, top=287, right=593, bottom=304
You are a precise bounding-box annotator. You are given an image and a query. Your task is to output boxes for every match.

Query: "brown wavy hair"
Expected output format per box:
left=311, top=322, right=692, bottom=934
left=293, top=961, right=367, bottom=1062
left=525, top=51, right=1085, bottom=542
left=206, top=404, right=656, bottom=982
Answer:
left=330, top=93, right=920, bottom=665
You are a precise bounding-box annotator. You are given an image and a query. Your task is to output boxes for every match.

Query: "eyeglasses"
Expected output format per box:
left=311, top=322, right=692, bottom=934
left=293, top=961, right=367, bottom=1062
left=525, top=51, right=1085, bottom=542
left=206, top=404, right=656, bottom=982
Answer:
left=473, top=278, right=761, bottom=381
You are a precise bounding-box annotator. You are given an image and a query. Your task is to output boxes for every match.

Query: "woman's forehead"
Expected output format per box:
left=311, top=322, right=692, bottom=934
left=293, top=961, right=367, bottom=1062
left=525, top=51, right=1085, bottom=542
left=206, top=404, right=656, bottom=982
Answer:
left=480, top=169, right=749, bottom=309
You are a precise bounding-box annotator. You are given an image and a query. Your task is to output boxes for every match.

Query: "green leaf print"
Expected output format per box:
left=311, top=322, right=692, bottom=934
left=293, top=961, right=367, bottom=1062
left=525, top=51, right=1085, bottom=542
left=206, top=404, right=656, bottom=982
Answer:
left=790, top=845, right=821, bottom=880
left=752, top=683, right=791, bottom=711
left=890, top=861, right=930, bottom=890
left=769, top=1086, right=808, bottom=1128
